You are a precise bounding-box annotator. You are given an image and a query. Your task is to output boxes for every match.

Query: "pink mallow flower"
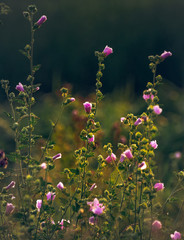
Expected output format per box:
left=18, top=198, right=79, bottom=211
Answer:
left=103, top=45, right=113, bottom=56
left=69, top=97, right=75, bottom=102
left=154, top=183, right=164, bottom=191
left=124, top=149, right=133, bottom=159
left=138, top=161, right=147, bottom=170
left=46, top=192, right=56, bottom=201
left=88, top=135, right=95, bottom=143
left=152, top=220, right=162, bottom=231
left=161, top=51, right=172, bottom=59
left=89, top=183, right=97, bottom=191
left=6, top=181, right=16, bottom=190
left=153, top=105, right=162, bottom=115
left=134, top=118, right=143, bottom=126
left=15, top=82, right=24, bottom=92
left=170, top=231, right=181, bottom=240
left=143, top=92, right=154, bottom=101
left=40, top=162, right=47, bottom=169
left=83, top=101, right=92, bottom=114
left=59, top=219, right=70, bottom=230
left=6, top=203, right=15, bottom=215
left=120, top=117, right=126, bottom=122
left=36, top=15, right=47, bottom=26
left=87, top=198, right=105, bottom=215
left=106, top=153, right=116, bottom=163
left=36, top=199, right=42, bottom=212
left=53, top=153, right=62, bottom=160
left=120, top=153, right=126, bottom=163
left=150, top=140, right=158, bottom=149
left=89, top=216, right=97, bottom=225
left=57, top=182, right=64, bottom=190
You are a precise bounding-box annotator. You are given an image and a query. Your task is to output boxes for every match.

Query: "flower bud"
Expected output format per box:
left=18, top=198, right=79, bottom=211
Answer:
left=103, top=45, right=113, bottom=56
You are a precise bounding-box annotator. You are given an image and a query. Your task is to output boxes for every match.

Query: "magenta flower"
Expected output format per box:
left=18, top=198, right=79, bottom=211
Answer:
left=40, top=162, right=47, bottom=169
left=153, top=105, right=162, bottom=115
left=150, top=140, right=158, bottom=149
left=161, top=51, right=172, bottom=59
left=53, top=153, right=62, bottom=160
left=5, top=203, right=15, bottom=215
left=36, top=15, right=47, bottom=26
left=88, top=135, right=95, bottom=143
left=46, top=192, right=56, bottom=201
left=120, top=117, right=126, bottom=122
left=120, top=153, right=126, bottom=163
left=89, top=183, right=97, bottom=191
left=15, top=82, right=24, bottom=92
left=83, top=101, right=92, bottom=114
left=174, top=152, right=182, bottom=159
left=134, top=118, right=143, bottom=126
left=57, top=182, right=64, bottom=190
left=103, top=45, right=113, bottom=56
left=58, top=219, right=70, bottom=230
left=105, top=153, right=116, bottom=163
left=36, top=199, right=42, bottom=212
left=69, top=97, right=75, bottom=102
left=152, top=220, right=162, bottom=231
left=87, top=198, right=105, bottom=215
left=143, top=93, right=154, bottom=101
left=154, top=182, right=164, bottom=191
left=138, top=161, right=147, bottom=170
left=124, top=149, right=133, bottom=159
left=6, top=181, right=16, bottom=190
left=170, top=231, right=181, bottom=240
left=89, top=216, right=97, bottom=225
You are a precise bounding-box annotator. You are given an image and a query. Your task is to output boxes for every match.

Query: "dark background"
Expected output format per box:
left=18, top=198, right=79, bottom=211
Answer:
left=0, top=0, right=183, bottom=99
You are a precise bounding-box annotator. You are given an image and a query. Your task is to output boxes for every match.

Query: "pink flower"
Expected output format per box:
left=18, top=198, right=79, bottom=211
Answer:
left=6, top=203, right=15, bottom=215
left=36, top=15, right=47, bottom=26
left=57, top=182, right=64, bottom=190
left=134, top=118, right=143, bottom=126
left=89, top=216, right=97, bottom=225
left=36, top=199, right=42, bottom=212
left=53, top=153, right=62, bottom=160
left=153, top=105, right=162, bottom=115
left=138, top=161, right=147, bottom=170
left=120, top=153, right=126, bottom=163
left=87, top=198, right=105, bottom=215
left=69, top=97, right=75, bottom=102
left=83, top=101, right=92, bottom=114
left=105, top=153, right=116, bottom=163
left=59, top=219, right=70, bottom=230
left=150, top=140, right=158, bottom=149
left=15, top=82, right=24, bottom=92
left=40, top=162, right=47, bottom=169
left=6, top=181, right=16, bottom=190
left=103, top=45, right=113, bottom=56
left=88, top=135, right=95, bottom=143
left=143, top=93, right=154, bottom=101
left=174, top=152, right=182, bottom=159
left=170, top=231, right=181, bottom=240
left=120, top=117, right=126, bottom=122
left=152, top=220, right=162, bottom=231
left=124, top=149, right=133, bottom=159
left=46, top=192, right=56, bottom=201
left=161, top=51, right=172, bottom=59
left=154, top=183, right=164, bottom=191
left=89, top=183, right=97, bottom=191
left=36, top=87, right=40, bottom=91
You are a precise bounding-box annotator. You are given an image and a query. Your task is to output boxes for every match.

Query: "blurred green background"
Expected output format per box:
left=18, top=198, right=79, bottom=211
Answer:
left=0, top=0, right=184, bottom=98
left=0, top=0, right=184, bottom=184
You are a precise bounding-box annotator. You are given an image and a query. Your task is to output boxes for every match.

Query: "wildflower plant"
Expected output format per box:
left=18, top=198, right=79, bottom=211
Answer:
left=0, top=4, right=183, bottom=240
